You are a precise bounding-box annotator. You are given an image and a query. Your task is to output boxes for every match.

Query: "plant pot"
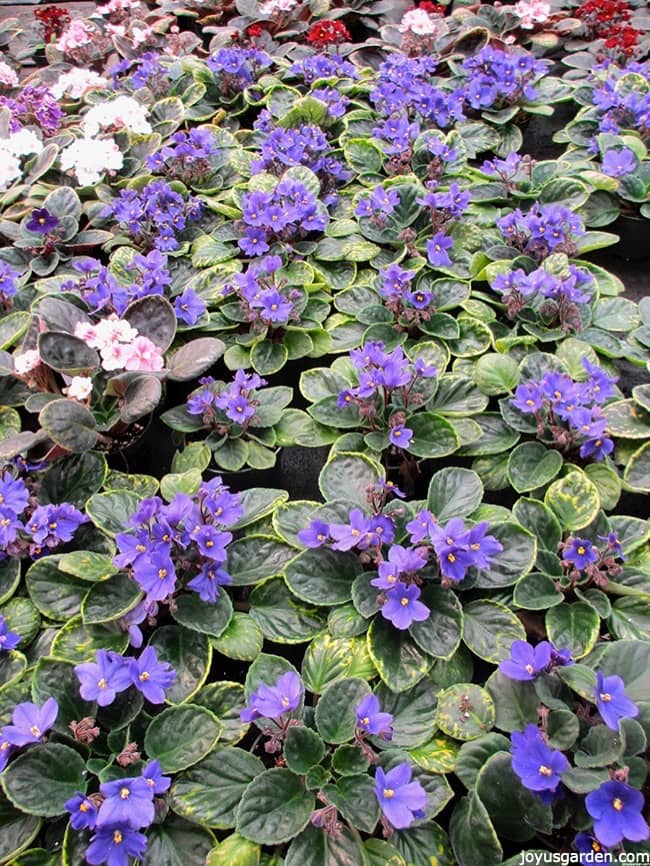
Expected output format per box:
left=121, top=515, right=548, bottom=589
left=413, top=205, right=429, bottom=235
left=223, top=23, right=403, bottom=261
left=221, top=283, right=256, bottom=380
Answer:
left=609, top=213, right=650, bottom=261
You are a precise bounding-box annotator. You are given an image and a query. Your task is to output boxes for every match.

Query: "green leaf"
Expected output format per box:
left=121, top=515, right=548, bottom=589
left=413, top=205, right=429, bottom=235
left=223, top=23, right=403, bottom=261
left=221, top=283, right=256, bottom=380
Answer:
left=561, top=766, right=610, bottom=794
left=462, top=600, right=526, bottom=663
left=513, top=572, right=563, bottom=610
left=236, top=768, right=315, bottom=845
left=0, top=558, right=20, bottom=605
left=318, top=452, right=384, bottom=507
left=171, top=747, right=264, bottom=829
left=393, top=824, right=454, bottom=866
left=148, top=625, right=212, bottom=705
left=471, top=522, right=536, bottom=588
left=408, top=585, right=463, bottom=661
left=85, top=489, right=140, bottom=536
left=249, top=579, right=326, bottom=644
left=37, top=332, right=99, bottom=375
left=0, top=791, right=41, bottom=863
left=245, top=654, right=300, bottom=703
left=286, top=824, right=368, bottom=866
left=284, top=725, right=325, bottom=774
left=39, top=400, right=97, bottom=453
left=436, top=683, right=495, bottom=741
left=454, top=732, right=512, bottom=789
left=192, top=682, right=247, bottom=746
left=459, top=413, right=520, bottom=457
left=227, top=536, right=297, bottom=586
left=406, top=414, right=460, bottom=459
left=173, top=592, right=233, bottom=639
left=211, top=612, right=263, bottom=661
left=476, top=753, right=552, bottom=841
left=545, top=602, right=600, bottom=659
left=26, top=556, right=89, bottom=621
left=206, top=834, right=260, bottom=866
left=449, top=794, right=502, bottom=866
left=624, top=442, right=650, bottom=492
left=544, top=472, right=601, bottom=531
left=57, top=552, right=117, bottom=583
left=49, top=618, right=128, bottom=664
left=124, top=295, right=176, bottom=351
left=574, top=725, right=624, bottom=768
left=285, top=548, right=361, bottom=606
left=375, top=678, right=439, bottom=749
left=474, top=353, right=520, bottom=395
left=167, top=338, right=225, bottom=382
left=144, top=704, right=221, bottom=773
left=367, top=618, right=433, bottom=693
left=301, top=634, right=357, bottom=694
left=81, top=573, right=142, bottom=625
left=485, top=671, right=540, bottom=733
left=603, top=400, right=650, bottom=439
left=314, top=677, right=370, bottom=744
left=600, top=640, right=650, bottom=703
left=507, top=442, right=563, bottom=493
left=233, top=488, right=289, bottom=530
left=32, top=658, right=96, bottom=735
left=512, top=497, right=562, bottom=550
left=143, top=815, right=215, bottom=866
left=427, top=468, right=484, bottom=522
left=1, top=744, right=86, bottom=817
left=592, top=297, right=640, bottom=332
left=408, top=735, right=459, bottom=774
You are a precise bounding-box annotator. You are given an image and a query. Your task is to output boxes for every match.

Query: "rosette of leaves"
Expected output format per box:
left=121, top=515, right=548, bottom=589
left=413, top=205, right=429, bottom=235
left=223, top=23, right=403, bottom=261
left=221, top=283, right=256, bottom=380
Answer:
left=161, top=375, right=294, bottom=471
left=0, top=185, right=113, bottom=278
left=1, top=294, right=224, bottom=459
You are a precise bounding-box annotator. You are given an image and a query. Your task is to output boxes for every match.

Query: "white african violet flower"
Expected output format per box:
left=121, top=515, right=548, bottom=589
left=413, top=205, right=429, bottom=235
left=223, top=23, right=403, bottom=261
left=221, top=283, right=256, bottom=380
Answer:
left=57, top=19, right=94, bottom=53
left=398, top=8, right=440, bottom=35
left=0, top=129, right=42, bottom=190
left=82, top=96, right=152, bottom=138
left=0, top=61, right=18, bottom=87
left=59, top=137, right=123, bottom=185
left=74, top=317, right=138, bottom=353
left=13, top=350, right=41, bottom=376
left=259, top=0, right=298, bottom=15
left=50, top=69, right=108, bottom=100
left=514, top=0, right=551, bottom=29
left=0, top=152, right=21, bottom=190
left=63, top=376, right=93, bottom=401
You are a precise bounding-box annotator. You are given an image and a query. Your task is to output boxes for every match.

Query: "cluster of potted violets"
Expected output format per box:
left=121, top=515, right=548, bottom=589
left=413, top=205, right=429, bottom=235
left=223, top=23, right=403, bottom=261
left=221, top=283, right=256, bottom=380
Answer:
left=0, top=0, right=649, bottom=864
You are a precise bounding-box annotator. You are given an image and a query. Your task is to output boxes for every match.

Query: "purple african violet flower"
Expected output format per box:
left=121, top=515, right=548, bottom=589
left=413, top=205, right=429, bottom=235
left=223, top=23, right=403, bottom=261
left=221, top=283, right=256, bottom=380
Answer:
left=74, top=650, right=132, bottom=707
left=389, top=424, right=413, bottom=449
left=65, top=792, right=98, bottom=830
left=426, top=232, right=453, bottom=267
left=297, top=520, right=330, bottom=548
left=601, top=147, right=637, bottom=178
left=564, top=538, right=598, bottom=570
left=0, top=471, right=29, bottom=515
left=356, top=694, right=393, bottom=740
left=381, top=583, right=430, bottom=630
left=594, top=671, right=638, bottom=731
left=97, top=776, right=154, bottom=829
left=26, top=208, right=59, bottom=234
left=499, top=640, right=553, bottom=681
left=128, top=647, right=175, bottom=704
left=2, top=697, right=58, bottom=746
left=0, top=615, right=20, bottom=651
left=374, top=763, right=426, bottom=829
left=174, top=289, right=206, bottom=325
left=510, top=724, right=569, bottom=792
left=187, top=563, right=232, bottom=603
left=240, top=671, right=303, bottom=723
left=585, top=781, right=649, bottom=848
left=142, top=759, right=171, bottom=794
left=86, top=824, right=148, bottom=866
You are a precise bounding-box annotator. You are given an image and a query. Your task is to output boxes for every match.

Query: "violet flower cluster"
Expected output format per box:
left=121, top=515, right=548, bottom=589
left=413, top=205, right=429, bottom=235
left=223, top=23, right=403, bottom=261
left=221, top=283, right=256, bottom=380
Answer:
left=186, top=370, right=266, bottom=427
left=0, top=614, right=19, bottom=652
left=591, top=62, right=650, bottom=136
left=287, top=53, right=358, bottom=86
left=206, top=47, right=273, bottom=95
left=240, top=671, right=303, bottom=724
left=74, top=646, right=175, bottom=706
left=560, top=532, right=625, bottom=585
left=511, top=359, right=617, bottom=461
left=65, top=760, right=170, bottom=866
left=147, top=128, right=218, bottom=183
left=0, top=261, right=21, bottom=303
left=336, top=341, right=437, bottom=449
left=0, top=84, right=64, bottom=135
left=0, top=698, right=58, bottom=771
left=223, top=255, right=298, bottom=325
left=113, top=477, right=242, bottom=605
left=100, top=180, right=203, bottom=252
left=491, top=263, right=594, bottom=332
left=0, top=470, right=88, bottom=559
left=497, top=203, right=585, bottom=259
left=499, top=639, right=573, bottom=680
left=238, top=179, right=327, bottom=256
left=461, top=46, right=548, bottom=110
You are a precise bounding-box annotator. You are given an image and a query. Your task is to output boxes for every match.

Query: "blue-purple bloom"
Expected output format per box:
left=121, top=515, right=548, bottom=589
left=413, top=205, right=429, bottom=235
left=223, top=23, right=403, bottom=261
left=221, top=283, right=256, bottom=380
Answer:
left=297, top=520, right=330, bottom=548
left=374, top=763, right=426, bottom=829
left=564, top=538, right=599, bottom=570
left=86, top=825, right=148, bottom=866
left=26, top=503, right=88, bottom=546
left=381, top=583, right=430, bottom=630
left=0, top=471, right=29, bottom=515
left=142, top=759, right=171, bottom=794
left=0, top=615, right=20, bottom=651
left=426, top=232, right=453, bottom=267
left=97, top=776, right=155, bottom=829
left=74, top=650, right=132, bottom=706
left=356, top=694, right=394, bottom=740
left=65, top=792, right=99, bottom=830
left=499, top=640, right=553, bottom=681
left=174, top=289, right=206, bottom=326
left=1, top=697, right=58, bottom=746
left=0, top=262, right=21, bottom=299
left=26, top=208, right=59, bottom=234
left=389, top=424, right=413, bottom=449
left=601, top=147, right=637, bottom=178
left=187, top=563, right=232, bottom=603
left=585, top=781, right=649, bottom=847
left=594, top=671, right=638, bottom=731
left=510, top=724, right=569, bottom=792
left=241, top=671, right=304, bottom=723
left=128, top=646, right=175, bottom=704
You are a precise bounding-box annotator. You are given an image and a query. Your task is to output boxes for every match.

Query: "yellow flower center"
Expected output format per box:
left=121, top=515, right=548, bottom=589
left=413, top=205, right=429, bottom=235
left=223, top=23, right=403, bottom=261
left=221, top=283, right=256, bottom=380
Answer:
left=158, top=569, right=168, bottom=579
left=98, top=678, right=108, bottom=689
left=113, top=830, right=123, bottom=844
left=30, top=725, right=40, bottom=737
left=400, top=597, right=409, bottom=606
left=139, top=671, right=150, bottom=681
left=600, top=692, right=611, bottom=702
left=383, top=788, right=395, bottom=799
left=577, top=546, right=585, bottom=555
left=79, top=802, right=89, bottom=812
left=525, top=664, right=534, bottom=674
left=120, top=787, right=130, bottom=800
left=538, top=765, right=552, bottom=777
left=362, top=716, right=370, bottom=725
left=613, top=798, right=623, bottom=812
left=447, top=553, right=456, bottom=563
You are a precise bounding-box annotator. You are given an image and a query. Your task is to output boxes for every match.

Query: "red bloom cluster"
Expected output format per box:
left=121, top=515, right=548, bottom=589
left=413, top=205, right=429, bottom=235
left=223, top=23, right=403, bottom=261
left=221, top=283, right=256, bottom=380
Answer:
left=34, top=5, right=71, bottom=43
left=306, top=20, right=350, bottom=47
left=247, top=24, right=265, bottom=38
left=575, top=0, right=631, bottom=37
left=603, top=23, right=641, bottom=57
left=417, top=1, right=445, bottom=14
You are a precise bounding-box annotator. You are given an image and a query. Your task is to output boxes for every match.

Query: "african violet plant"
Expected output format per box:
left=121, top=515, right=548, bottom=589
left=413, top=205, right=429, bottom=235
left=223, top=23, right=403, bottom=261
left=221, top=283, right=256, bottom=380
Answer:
left=0, top=4, right=649, bottom=866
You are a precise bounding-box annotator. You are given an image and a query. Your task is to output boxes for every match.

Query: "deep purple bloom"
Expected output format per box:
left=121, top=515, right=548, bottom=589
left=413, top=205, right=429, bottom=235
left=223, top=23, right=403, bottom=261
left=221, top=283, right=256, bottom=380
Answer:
left=0, top=471, right=29, bottom=515
left=192, top=524, right=230, bottom=562
left=297, top=520, right=330, bottom=548
left=128, top=646, right=175, bottom=704
left=510, top=724, right=569, bottom=792
left=512, top=382, right=544, bottom=414
left=26, top=208, right=59, bottom=234
left=374, top=763, right=426, bottom=829
left=0, top=261, right=21, bottom=298
left=142, top=759, right=171, bottom=794
left=574, top=832, right=609, bottom=860
left=86, top=824, right=148, bottom=866
left=564, top=538, right=598, bottom=570
left=187, top=563, right=232, bottom=603
left=98, top=777, right=155, bottom=829
left=0, top=733, right=12, bottom=771
left=133, top=551, right=177, bottom=601
left=595, top=671, right=638, bottom=731
left=381, top=583, right=430, bottom=630
left=27, top=503, right=88, bottom=546
left=74, top=650, right=132, bottom=707
left=499, top=640, right=552, bottom=681
left=372, top=545, right=426, bottom=591
left=356, top=694, right=393, bottom=740
left=585, top=781, right=649, bottom=847
left=174, top=289, right=206, bottom=326
left=0, top=615, right=20, bottom=651
left=426, top=232, right=453, bottom=267
left=240, top=671, right=303, bottom=723
left=65, top=791, right=98, bottom=830
left=2, top=697, right=58, bottom=746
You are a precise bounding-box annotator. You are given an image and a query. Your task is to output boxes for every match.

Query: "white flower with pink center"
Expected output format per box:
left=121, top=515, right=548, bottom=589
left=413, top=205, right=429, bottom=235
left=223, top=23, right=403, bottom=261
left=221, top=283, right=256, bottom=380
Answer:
left=100, top=342, right=133, bottom=371
left=0, top=61, right=18, bottom=87
left=50, top=69, right=108, bottom=100
left=398, top=8, right=441, bottom=35
left=58, top=19, right=94, bottom=53
left=13, top=349, right=41, bottom=376
left=514, top=0, right=551, bottom=29
left=124, top=337, right=164, bottom=372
